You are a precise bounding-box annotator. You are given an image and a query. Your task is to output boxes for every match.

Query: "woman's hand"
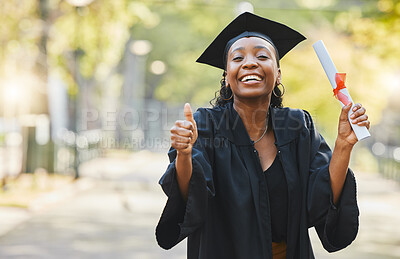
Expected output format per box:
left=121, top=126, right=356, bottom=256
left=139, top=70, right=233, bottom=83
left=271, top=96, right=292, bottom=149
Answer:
left=171, top=103, right=198, bottom=200
left=337, top=103, right=370, bottom=146
left=330, top=103, right=370, bottom=204
left=170, top=103, right=198, bottom=155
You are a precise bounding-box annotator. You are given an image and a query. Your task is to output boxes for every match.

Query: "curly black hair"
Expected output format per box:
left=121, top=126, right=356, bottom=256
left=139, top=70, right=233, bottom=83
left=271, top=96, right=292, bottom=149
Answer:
left=210, top=71, right=283, bottom=108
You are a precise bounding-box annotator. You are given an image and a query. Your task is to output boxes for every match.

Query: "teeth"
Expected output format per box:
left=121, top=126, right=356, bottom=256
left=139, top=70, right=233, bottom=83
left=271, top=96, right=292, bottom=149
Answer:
left=241, top=75, right=262, bottom=82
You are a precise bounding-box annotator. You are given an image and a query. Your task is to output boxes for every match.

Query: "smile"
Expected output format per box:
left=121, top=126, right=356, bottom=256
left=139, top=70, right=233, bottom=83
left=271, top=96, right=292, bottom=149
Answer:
left=240, top=74, right=262, bottom=82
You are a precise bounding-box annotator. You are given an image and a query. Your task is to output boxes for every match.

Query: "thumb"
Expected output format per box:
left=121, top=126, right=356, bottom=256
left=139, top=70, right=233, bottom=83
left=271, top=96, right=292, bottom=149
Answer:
left=340, top=102, right=352, bottom=121
left=184, top=103, right=194, bottom=123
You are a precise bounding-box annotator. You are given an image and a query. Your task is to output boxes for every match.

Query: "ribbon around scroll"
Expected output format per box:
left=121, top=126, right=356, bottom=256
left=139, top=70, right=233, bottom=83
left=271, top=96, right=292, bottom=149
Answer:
left=333, top=73, right=351, bottom=106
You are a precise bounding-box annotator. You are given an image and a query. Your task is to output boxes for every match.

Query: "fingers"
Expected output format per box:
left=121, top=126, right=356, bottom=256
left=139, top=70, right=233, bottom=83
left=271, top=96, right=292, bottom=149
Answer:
left=171, top=103, right=198, bottom=152
left=351, top=113, right=368, bottom=124
left=171, top=133, right=192, bottom=150
left=175, top=120, right=194, bottom=131
left=172, top=142, right=191, bottom=150
left=183, top=102, right=197, bottom=140
left=352, top=103, right=362, bottom=111
left=170, top=123, right=194, bottom=137
left=340, top=102, right=352, bottom=121
left=171, top=134, right=192, bottom=143
left=350, top=103, right=365, bottom=119
left=349, top=103, right=370, bottom=129
left=184, top=103, right=195, bottom=124
left=355, top=118, right=371, bottom=129
left=170, top=124, right=193, bottom=150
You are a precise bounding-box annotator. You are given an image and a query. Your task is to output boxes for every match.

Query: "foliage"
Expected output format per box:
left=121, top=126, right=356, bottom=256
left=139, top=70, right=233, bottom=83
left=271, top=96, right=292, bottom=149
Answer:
left=48, top=1, right=158, bottom=96
left=0, top=0, right=395, bottom=141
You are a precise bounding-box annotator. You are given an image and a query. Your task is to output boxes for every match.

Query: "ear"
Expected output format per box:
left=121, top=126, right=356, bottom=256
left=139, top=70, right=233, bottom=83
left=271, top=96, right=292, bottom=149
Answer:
left=276, top=68, right=282, bottom=85
left=224, top=71, right=230, bottom=87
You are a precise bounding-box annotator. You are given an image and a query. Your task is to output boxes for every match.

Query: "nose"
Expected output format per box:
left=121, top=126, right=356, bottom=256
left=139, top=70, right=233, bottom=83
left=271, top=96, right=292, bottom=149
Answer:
left=242, top=56, right=258, bottom=69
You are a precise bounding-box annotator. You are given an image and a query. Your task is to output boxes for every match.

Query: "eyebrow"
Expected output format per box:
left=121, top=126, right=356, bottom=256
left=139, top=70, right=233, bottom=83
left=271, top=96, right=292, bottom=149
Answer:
left=254, top=46, right=274, bottom=57
left=230, top=46, right=245, bottom=54
left=230, top=45, right=273, bottom=55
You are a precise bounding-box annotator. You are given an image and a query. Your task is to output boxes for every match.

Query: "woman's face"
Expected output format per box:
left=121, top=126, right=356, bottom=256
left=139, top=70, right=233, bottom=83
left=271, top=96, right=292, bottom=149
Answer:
left=225, top=37, right=281, bottom=102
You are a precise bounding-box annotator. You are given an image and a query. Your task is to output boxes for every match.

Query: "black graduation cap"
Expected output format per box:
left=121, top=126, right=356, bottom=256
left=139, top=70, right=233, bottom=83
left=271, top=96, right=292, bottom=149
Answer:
left=196, top=12, right=306, bottom=70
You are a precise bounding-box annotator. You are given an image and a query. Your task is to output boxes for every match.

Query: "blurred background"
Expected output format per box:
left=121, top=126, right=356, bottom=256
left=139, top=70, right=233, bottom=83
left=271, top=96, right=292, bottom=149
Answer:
left=0, top=0, right=399, bottom=258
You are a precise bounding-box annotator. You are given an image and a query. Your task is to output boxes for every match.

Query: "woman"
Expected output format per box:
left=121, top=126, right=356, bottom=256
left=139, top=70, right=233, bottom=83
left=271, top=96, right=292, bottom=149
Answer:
left=156, top=12, right=369, bottom=259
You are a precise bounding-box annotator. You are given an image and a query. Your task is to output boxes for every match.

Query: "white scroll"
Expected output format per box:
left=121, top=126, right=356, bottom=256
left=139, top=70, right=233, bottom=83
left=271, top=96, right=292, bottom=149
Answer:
left=313, top=40, right=370, bottom=141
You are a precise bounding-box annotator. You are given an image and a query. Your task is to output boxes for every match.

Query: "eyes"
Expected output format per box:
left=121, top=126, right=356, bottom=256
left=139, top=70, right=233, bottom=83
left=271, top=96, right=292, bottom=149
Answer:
left=231, top=54, right=270, bottom=62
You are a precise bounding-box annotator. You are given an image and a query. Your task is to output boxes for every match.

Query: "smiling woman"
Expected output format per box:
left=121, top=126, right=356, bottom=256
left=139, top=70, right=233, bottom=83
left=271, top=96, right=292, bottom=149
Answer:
left=225, top=37, right=280, bottom=104
left=156, top=12, right=370, bottom=259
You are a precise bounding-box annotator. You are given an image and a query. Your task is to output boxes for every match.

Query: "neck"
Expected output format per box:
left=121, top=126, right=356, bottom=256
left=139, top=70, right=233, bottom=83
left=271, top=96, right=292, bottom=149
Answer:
left=233, top=97, right=270, bottom=139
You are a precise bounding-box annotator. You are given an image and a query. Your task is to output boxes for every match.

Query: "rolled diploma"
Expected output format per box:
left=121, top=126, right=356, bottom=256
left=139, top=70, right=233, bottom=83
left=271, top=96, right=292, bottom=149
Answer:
left=313, top=40, right=370, bottom=141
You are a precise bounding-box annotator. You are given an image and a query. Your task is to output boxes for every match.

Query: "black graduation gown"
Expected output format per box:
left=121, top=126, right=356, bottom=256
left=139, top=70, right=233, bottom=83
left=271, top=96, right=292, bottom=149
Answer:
left=156, top=102, right=359, bottom=259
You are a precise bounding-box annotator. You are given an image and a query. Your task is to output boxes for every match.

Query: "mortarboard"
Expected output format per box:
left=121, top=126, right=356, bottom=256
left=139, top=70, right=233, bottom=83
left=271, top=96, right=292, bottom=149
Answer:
left=196, top=12, right=306, bottom=70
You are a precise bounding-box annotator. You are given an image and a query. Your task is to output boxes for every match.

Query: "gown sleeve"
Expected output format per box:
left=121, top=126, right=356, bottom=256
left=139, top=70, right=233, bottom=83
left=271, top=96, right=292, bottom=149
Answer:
left=155, top=109, right=215, bottom=250
left=304, top=110, right=359, bottom=252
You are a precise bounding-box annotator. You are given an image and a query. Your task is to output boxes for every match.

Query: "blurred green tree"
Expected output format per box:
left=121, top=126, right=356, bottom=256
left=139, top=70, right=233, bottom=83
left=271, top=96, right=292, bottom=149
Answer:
left=0, top=0, right=394, bottom=143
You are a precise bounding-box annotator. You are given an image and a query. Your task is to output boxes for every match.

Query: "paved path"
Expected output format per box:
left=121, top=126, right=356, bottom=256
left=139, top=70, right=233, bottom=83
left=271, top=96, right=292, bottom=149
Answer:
left=311, top=173, right=400, bottom=259
left=0, top=151, right=399, bottom=258
left=0, top=181, right=186, bottom=259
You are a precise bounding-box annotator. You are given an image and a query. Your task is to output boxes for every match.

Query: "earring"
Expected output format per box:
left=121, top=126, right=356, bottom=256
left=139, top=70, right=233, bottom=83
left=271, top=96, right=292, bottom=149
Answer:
left=223, top=85, right=233, bottom=100
left=273, top=83, right=285, bottom=98
left=223, top=93, right=233, bottom=101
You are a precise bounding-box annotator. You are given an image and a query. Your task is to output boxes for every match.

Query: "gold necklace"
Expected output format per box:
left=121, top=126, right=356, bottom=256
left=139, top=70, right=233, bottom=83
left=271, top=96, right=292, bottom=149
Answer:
left=253, top=112, right=269, bottom=144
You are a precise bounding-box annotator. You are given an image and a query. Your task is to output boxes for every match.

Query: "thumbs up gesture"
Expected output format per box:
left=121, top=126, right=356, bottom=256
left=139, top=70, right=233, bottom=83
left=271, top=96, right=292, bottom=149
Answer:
left=170, top=103, right=198, bottom=155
